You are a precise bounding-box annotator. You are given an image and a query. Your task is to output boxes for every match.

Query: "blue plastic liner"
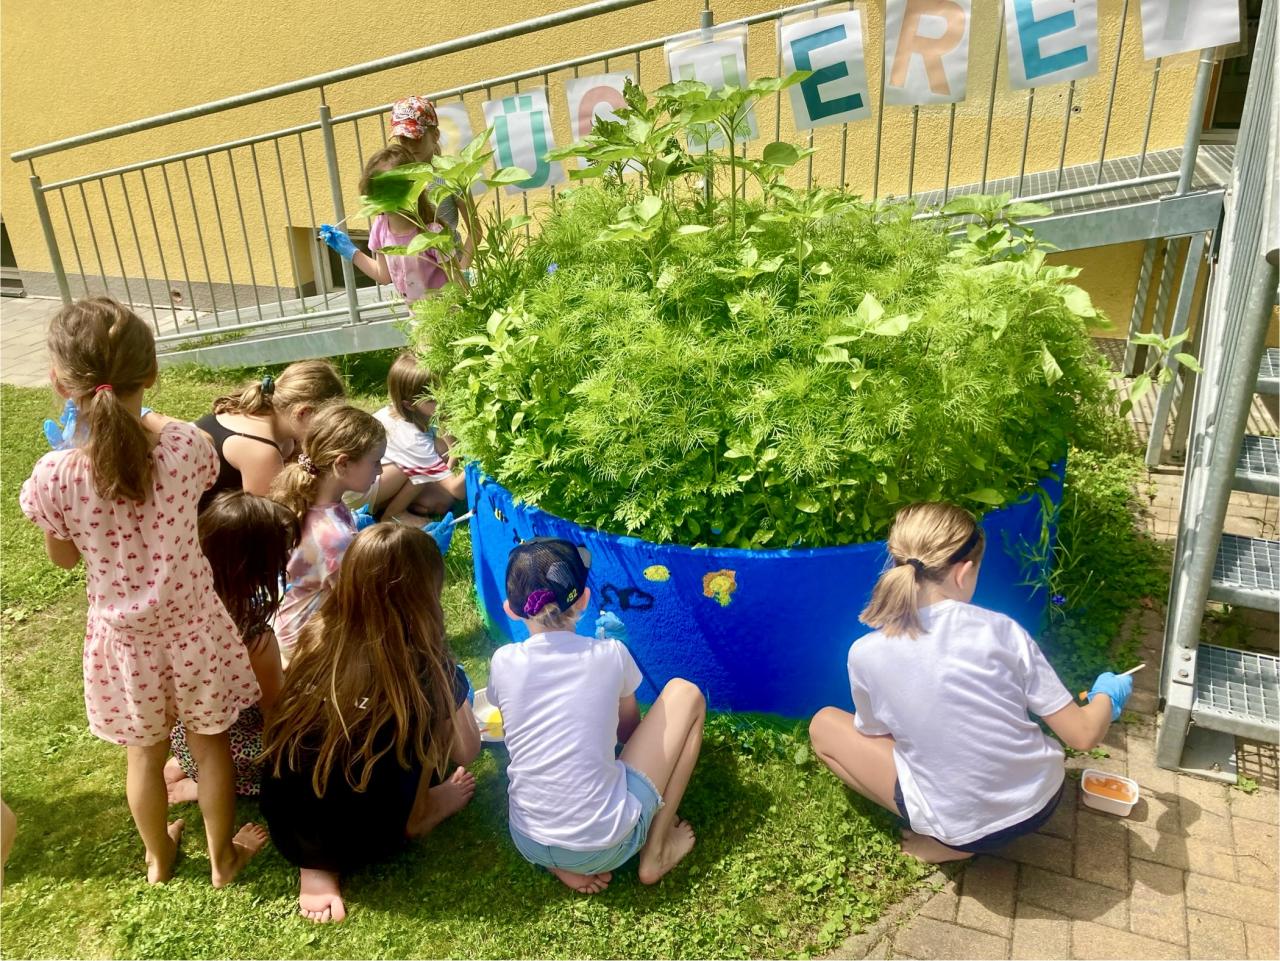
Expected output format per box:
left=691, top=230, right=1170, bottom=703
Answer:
left=466, top=463, right=1063, bottom=718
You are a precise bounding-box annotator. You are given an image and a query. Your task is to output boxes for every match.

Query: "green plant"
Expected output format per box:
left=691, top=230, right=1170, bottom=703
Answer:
left=1235, top=775, right=1260, bottom=794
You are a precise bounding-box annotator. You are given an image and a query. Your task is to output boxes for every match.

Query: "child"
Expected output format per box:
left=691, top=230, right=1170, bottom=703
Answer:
left=20, top=296, right=267, bottom=886
left=166, top=491, right=300, bottom=802
left=259, top=524, right=481, bottom=923
left=176, top=360, right=346, bottom=511
left=809, top=502, right=1133, bottom=864
left=371, top=351, right=467, bottom=519
left=490, top=538, right=705, bottom=894
left=270, top=404, right=386, bottom=661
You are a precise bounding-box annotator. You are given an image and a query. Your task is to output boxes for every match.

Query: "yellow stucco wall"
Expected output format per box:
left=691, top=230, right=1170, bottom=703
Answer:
left=2, top=0, right=1202, bottom=302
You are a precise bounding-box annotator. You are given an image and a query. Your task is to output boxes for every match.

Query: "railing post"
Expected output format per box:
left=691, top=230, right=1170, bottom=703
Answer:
left=1175, top=51, right=1216, bottom=196
left=29, top=172, right=71, bottom=303
left=318, top=101, right=362, bottom=326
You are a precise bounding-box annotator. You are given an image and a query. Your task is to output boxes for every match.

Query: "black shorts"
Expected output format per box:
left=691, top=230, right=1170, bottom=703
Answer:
left=893, top=779, right=1064, bottom=855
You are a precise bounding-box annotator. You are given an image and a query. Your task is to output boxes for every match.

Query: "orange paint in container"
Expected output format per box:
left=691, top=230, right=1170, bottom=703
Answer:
left=1080, top=768, right=1140, bottom=816
left=1082, top=774, right=1135, bottom=802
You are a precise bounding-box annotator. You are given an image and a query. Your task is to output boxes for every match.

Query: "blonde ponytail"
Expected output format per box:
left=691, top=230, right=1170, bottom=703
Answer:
left=46, top=298, right=157, bottom=503
left=860, top=502, right=985, bottom=639
left=269, top=404, right=385, bottom=522
left=214, top=359, right=346, bottom=418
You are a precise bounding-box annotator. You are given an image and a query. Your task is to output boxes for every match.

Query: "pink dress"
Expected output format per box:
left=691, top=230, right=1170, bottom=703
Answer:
left=368, top=214, right=448, bottom=303
left=20, top=421, right=258, bottom=747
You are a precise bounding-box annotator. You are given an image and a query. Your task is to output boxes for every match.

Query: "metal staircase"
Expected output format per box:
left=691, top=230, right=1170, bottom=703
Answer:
left=1154, top=0, right=1279, bottom=775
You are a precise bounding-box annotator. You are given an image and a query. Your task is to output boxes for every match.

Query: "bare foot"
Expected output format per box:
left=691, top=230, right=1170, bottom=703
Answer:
left=550, top=867, right=612, bottom=894
left=211, top=822, right=269, bottom=888
left=166, top=777, right=199, bottom=805
left=638, top=819, right=696, bottom=885
left=900, top=829, right=974, bottom=864
left=146, top=819, right=185, bottom=884
left=299, top=867, right=347, bottom=923
left=407, top=767, right=476, bottom=838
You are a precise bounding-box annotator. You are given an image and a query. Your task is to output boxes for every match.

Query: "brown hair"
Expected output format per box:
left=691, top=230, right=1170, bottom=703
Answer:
left=386, top=351, right=441, bottom=432
left=268, top=404, right=385, bottom=522
left=213, top=359, right=346, bottom=418
left=261, top=524, right=459, bottom=796
left=859, top=502, right=986, bottom=640
left=359, top=143, right=436, bottom=226
left=199, top=491, right=299, bottom=653
left=46, top=297, right=157, bottom=503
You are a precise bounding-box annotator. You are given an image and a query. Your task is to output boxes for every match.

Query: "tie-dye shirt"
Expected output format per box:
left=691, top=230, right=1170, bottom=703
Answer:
left=276, top=503, right=357, bottom=662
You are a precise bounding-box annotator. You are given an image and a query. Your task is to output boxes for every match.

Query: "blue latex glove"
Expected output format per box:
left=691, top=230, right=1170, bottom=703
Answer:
left=1088, top=672, right=1133, bottom=722
left=319, top=224, right=358, bottom=261
left=595, top=610, right=627, bottom=643
left=353, top=505, right=377, bottom=531
left=424, top=511, right=455, bottom=556
left=42, top=398, right=78, bottom=450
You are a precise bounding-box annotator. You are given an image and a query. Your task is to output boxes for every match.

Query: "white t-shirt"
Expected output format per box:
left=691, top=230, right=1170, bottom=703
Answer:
left=488, top=631, right=645, bottom=850
left=373, top=406, right=450, bottom=485
left=847, top=599, right=1073, bottom=846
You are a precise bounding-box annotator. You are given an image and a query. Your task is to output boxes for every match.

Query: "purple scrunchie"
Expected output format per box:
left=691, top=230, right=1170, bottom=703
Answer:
left=522, top=589, right=556, bottom=616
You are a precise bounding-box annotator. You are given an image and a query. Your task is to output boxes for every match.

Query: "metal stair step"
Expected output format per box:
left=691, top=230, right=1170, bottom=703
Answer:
left=1192, top=643, right=1280, bottom=744
left=1235, top=434, right=1280, bottom=496
left=1259, top=347, right=1279, bottom=395
left=1208, top=533, right=1280, bottom=612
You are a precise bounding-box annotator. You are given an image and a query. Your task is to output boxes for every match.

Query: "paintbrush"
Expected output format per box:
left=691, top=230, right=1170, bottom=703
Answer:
left=1078, top=662, right=1145, bottom=703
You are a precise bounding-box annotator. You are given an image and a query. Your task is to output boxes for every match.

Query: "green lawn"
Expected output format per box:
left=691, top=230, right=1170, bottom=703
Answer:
left=0, top=370, right=931, bottom=959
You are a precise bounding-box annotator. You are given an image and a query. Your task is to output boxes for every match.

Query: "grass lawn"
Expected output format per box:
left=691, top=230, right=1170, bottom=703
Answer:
left=1, top=370, right=931, bottom=959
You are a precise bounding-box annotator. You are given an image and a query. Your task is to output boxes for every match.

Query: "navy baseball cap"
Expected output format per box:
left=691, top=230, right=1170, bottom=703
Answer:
left=506, top=537, right=592, bottom=618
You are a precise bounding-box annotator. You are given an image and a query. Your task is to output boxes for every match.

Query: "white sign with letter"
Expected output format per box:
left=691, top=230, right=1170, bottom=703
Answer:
left=1003, top=0, right=1099, bottom=90
left=779, top=10, right=873, bottom=128
left=482, top=88, right=566, bottom=194
left=884, top=0, right=973, bottom=105
left=665, top=25, right=758, bottom=147
left=1139, top=0, right=1241, bottom=59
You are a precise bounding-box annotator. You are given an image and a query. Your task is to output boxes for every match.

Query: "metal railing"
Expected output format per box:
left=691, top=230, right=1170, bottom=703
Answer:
left=11, top=0, right=1224, bottom=363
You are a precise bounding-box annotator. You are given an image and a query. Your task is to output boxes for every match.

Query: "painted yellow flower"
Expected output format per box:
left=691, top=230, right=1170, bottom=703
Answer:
left=702, top=569, right=737, bottom=607
left=644, top=564, right=671, bottom=582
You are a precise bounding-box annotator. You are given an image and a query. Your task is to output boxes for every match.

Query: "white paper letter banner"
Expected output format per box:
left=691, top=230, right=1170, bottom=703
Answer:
left=564, top=72, right=638, bottom=170
left=1140, top=0, right=1241, bottom=59
left=483, top=88, right=565, bottom=194
left=433, top=103, right=485, bottom=196
left=665, top=25, right=758, bottom=147
left=1003, top=0, right=1099, bottom=89
left=778, top=10, right=872, bottom=128
left=884, top=0, right=972, bottom=105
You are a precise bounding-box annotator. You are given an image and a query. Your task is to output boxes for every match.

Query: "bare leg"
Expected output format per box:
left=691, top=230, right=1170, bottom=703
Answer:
left=185, top=730, right=268, bottom=887
left=375, top=466, right=419, bottom=519
left=299, top=867, right=347, bottom=923
left=405, top=766, right=476, bottom=838
left=619, top=678, right=705, bottom=884
left=408, top=474, right=467, bottom=516
left=901, top=830, right=974, bottom=864
left=125, top=741, right=185, bottom=884
left=164, top=756, right=199, bottom=804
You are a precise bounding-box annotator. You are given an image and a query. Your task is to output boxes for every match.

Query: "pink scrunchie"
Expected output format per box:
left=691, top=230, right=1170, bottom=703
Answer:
left=522, top=589, right=556, bottom=617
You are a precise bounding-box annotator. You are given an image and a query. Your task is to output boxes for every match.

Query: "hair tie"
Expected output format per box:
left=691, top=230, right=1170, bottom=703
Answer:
left=94, top=384, right=113, bottom=394
left=260, top=374, right=275, bottom=398
left=905, top=558, right=926, bottom=576
left=522, top=589, right=556, bottom=617
left=297, top=453, right=319, bottom=477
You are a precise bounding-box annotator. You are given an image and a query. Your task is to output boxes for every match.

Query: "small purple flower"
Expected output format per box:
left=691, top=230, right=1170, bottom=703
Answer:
left=1052, top=593, right=1066, bottom=606
left=547, top=262, right=559, bottom=275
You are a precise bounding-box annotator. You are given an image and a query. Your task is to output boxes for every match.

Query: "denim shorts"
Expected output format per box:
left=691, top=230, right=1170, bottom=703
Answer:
left=510, top=764, right=663, bottom=875
left=894, top=779, right=1064, bottom=855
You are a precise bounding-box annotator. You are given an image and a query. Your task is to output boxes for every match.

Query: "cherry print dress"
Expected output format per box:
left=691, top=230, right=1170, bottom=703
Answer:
left=20, top=421, right=259, bottom=747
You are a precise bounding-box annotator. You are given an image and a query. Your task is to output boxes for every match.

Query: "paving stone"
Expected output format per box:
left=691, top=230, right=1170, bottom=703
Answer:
left=1011, top=902, right=1071, bottom=961
left=1041, top=786, right=1078, bottom=840
left=1071, top=920, right=1188, bottom=959
left=1128, top=691, right=1159, bottom=715
left=956, top=858, right=1017, bottom=937
left=1186, top=910, right=1247, bottom=960
left=863, top=936, right=891, bottom=959
left=1070, top=751, right=1129, bottom=775
left=891, top=916, right=1009, bottom=960
left=1129, top=859, right=1188, bottom=946
left=1179, top=803, right=1235, bottom=849
left=1132, top=791, right=1183, bottom=833
left=999, top=831, right=1073, bottom=875
left=1019, top=866, right=1129, bottom=929
left=1178, top=777, right=1231, bottom=817
left=918, top=885, right=959, bottom=923
left=1185, top=874, right=1279, bottom=925
left=1230, top=789, right=1280, bottom=829
left=1075, top=810, right=1131, bottom=891
left=1245, top=924, right=1278, bottom=960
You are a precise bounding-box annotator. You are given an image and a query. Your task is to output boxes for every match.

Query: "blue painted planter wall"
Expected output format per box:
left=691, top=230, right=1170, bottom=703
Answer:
left=467, top=464, right=1063, bottom=719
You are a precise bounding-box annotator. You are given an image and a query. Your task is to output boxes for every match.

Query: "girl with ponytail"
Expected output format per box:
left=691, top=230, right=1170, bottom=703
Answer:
left=21, top=297, right=268, bottom=887
left=809, top=502, right=1132, bottom=864
left=270, top=404, right=386, bottom=662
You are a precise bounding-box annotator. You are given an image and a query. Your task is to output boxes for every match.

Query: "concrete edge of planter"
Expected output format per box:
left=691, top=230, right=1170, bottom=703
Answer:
left=824, top=868, right=951, bottom=960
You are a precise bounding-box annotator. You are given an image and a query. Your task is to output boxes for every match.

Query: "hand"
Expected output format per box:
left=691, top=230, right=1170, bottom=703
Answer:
left=595, top=610, right=627, bottom=643
left=42, top=399, right=78, bottom=450
left=1088, top=672, right=1133, bottom=722
left=424, top=511, right=455, bottom=556
left=319, top=224, right=357, bottom=261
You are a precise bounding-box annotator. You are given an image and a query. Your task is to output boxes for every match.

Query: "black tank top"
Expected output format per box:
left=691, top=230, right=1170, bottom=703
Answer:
left=196, top=412, right=283, bottom=512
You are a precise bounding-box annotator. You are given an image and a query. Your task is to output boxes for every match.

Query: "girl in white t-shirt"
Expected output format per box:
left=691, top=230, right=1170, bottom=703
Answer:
left=810, top=502, right=1133, bottom=864
left=489, top=538, right=705, bottom=895
left=370, top=352, right=467, bottom=520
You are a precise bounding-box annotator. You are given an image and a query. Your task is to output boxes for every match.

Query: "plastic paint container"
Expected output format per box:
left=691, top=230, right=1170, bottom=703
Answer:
left=472, top=687, right=504, bottom=743
left=1080, top=769, right=1140, bottom=816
